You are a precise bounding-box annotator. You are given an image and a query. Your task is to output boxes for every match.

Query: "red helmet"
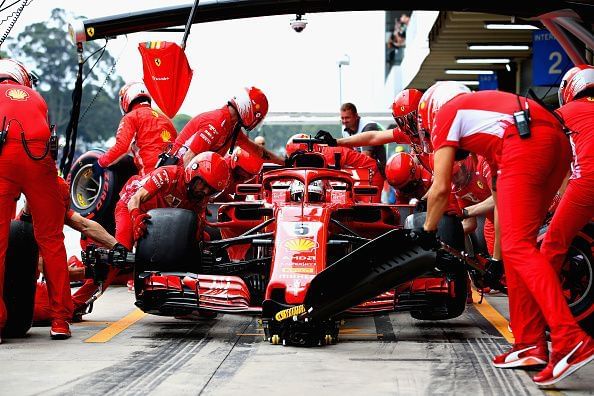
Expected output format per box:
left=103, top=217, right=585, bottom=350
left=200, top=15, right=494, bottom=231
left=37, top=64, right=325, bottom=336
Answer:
left=229, top=146, right=264, bottom=175
left=558, top=65, right=594, bottom=106
left=392, top=89, right=423, bottom=137
left=417, top=81, right=471, bottom=136
left=185, top=151, right=230, bottom=193
left=286, top=133, right=320, bottom=157
left=229, top=86, right=269, bottom=130
left=385, top=152, right=422, bottom=189
left=119, top=82, right=152, bottom=114
left=0, top=59, right=32, bottom=87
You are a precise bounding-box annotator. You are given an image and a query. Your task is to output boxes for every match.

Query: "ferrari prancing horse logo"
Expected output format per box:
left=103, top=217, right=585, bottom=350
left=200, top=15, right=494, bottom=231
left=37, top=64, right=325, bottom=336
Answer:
left=155, top=58, right=162, bottom=67
left=86, top=27, right=95, bottom=37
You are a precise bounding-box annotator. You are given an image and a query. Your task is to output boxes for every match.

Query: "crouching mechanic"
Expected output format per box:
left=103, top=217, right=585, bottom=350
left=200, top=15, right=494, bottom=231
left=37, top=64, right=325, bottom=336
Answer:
left=71, top=152, right=230, bottom=312
left=0, top=59, right=72, bottom=341
left=286, top=133, right=385, bottom=202
left=93, top=81, right=177, bottom=179
left=419, top=81, right=593, bottom=386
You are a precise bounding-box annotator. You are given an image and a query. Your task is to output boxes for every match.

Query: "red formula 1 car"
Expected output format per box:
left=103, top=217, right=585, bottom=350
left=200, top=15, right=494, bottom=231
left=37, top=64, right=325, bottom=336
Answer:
left=79, top=138, right=466, bottom=346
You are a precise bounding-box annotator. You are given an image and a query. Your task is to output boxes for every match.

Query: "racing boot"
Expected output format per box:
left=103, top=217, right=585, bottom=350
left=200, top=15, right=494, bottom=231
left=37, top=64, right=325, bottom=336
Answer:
left=533, top=336, right=594, bottom=386
left=492, top=344, right=549, bottom=368
left=50, top=319, right=71, bottom=340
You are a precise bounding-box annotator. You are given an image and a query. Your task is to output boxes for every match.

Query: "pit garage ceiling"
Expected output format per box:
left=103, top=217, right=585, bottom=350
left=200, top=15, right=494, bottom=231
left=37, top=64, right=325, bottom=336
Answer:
left=408, top=12, right=535, bottom=89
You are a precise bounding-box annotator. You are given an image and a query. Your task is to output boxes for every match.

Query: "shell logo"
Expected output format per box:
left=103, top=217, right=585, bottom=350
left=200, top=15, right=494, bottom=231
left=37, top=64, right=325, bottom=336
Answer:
left=285, top=238, right=318, bottom=252
left=419, top=101, right=426, bottom=110
left=161, top=130, right=172, bottom=142
left=6, top=88, right=29, bottom=101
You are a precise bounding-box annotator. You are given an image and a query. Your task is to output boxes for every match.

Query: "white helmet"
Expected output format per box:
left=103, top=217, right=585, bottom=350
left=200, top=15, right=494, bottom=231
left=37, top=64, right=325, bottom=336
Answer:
left=308, top=180, right=325, bottom=202
left=289, top=180, right=305, bottom=202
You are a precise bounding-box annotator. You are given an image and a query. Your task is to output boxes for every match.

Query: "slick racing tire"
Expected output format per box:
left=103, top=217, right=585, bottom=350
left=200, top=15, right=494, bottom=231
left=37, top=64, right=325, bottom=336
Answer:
left=134, top=208, right=199, bottom=298
left=68, top=149, right=137, bottom=234
left=405, top=212, right=468, bottom=321
left=3, top=220, right=38, bottom=337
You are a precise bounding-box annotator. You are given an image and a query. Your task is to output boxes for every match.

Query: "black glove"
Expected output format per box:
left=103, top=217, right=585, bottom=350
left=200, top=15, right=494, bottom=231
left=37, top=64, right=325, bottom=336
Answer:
left=484, top=258, right=506, bottom=291
left=91, top=161, right=104, bottom=181
left=411, top=227, right=440, bottom=251
left=414, top=199, right=427, bottom=213
left=315, top=130, right=337, bottom=147
left=112, top=242, right=128, bottom=256
left=19, top=211, right=32, bottom=223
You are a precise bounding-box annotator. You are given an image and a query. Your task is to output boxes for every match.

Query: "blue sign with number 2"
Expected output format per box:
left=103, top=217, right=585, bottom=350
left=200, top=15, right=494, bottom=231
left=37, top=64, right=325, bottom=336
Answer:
left=532, top=29, right=574, bottom=86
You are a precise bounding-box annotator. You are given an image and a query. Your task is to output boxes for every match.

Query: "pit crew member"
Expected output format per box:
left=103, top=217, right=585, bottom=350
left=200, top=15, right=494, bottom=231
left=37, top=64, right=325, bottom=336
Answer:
left=71, top=151, right=230, bottom=312
left=419, top=81, right=594, bottom=386
left=0, top=59, right=72, bottom=340
left=93, top=82, right=178, bottom=178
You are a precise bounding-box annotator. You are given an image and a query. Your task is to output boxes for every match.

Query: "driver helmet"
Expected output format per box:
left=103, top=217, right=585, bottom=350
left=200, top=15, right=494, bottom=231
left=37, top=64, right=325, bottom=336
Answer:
left=119, top=81, right=152, bottom=115
left=308, top=180, right=325, bottom=202
left=229, top=86, right=269, bottom=130
left=229, top=146, right=264, bottom=175
left=385, top=152, right=422, bottom=189
left=289, top=180, right=305, bottom=202
left=0, top=59, right=32, bottom=88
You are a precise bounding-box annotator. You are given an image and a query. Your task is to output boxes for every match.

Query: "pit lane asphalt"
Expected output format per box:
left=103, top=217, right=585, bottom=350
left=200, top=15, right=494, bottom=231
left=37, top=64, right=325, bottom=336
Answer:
left=1, top=286, right=593, bottom=396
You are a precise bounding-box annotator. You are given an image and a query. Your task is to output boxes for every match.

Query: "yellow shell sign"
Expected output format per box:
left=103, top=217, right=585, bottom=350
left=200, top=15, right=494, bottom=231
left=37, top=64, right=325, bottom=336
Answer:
left=6, top=88, right=29, bottom=101
left=284, top=238, right=318, bottom=252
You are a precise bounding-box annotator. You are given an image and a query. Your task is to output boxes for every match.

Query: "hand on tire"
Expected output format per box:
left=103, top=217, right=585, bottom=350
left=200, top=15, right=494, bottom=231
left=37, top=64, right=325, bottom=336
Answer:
left=315, top=130, right=337, bottom=147
left=411, top=227, right=440, bottom=251
left=130, top=208, right=151, bottom=241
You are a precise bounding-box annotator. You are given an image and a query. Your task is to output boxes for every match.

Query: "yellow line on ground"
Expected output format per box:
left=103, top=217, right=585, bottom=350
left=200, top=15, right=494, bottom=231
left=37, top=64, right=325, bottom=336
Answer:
left=472, top=289, right=514, bottom=343
left=84, top=309, right=147, bottom=343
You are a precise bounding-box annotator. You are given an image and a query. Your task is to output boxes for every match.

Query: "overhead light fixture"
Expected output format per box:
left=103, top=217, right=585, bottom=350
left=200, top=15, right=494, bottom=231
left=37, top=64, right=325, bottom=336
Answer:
left=445, top=69, right=495, bottom=75
left=456, top=58, right=511, bottom=64
left=485, top=23, right=538, bottom=30
left=436, top=80, right=479, bottom=86
left=468, top=44, right=530, bottom=51
left=505, top=64, right=511, bottom=72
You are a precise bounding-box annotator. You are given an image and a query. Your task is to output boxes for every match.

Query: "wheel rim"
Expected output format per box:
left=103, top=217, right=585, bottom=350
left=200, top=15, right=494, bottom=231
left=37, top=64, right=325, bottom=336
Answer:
left=561, top=245, right=593, bottom=309
left=71, top=164, right=102, bottom=210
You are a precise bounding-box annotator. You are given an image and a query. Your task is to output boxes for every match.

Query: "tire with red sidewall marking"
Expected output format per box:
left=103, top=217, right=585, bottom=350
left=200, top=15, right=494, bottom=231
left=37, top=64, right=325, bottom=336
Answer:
left=67, top=149, right=137, bottom=234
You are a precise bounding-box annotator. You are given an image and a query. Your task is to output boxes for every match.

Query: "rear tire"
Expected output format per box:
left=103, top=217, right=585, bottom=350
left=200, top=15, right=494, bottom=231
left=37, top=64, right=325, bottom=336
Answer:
left=67, top=149, right=137, bottom=234
left=134, top=208, right=199, bottom=299
left=405, top=212, right=468, bottom=321
left=3, top=220, right=38, bottom=337
left=562, top=235, right=594, bottom=335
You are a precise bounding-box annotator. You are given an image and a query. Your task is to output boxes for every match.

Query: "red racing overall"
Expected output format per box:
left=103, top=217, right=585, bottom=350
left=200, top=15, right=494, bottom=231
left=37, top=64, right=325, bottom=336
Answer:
left=541, top=97, right=594, bottom=281
left=174, top=105, right=248, bottom=156
left=0, top=84, right=72, bottom=328
left=72, top=165, right=207, bottom=309
left=98, top=104, right=177, bottom=176
left=431, top=90, right=586, bottom=352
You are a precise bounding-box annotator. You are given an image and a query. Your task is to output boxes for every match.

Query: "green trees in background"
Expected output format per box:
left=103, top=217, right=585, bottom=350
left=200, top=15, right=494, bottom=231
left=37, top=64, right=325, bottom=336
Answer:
left=8, top=8, right=124, bottom=142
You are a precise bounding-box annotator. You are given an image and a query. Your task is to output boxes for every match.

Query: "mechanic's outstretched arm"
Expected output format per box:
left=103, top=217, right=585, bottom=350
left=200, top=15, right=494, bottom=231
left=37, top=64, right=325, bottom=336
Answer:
left=243, top=137, right=284, bottom=165
left=424, top=147, right=456, bottom=231
left=464, top=196, right=495, bottom=218
left=336, top=130, right=401, bottom=148
left=66, top=213, right=118, bottom=248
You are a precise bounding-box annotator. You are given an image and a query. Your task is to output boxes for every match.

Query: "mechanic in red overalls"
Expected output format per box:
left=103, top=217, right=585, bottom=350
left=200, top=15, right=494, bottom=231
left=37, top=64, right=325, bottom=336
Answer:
left=92, top=82, right=177, bottom=178
left=0, top=59, right=72, bottom=340
left=286, top=133, right=385, bottom=202
left=173, top=87, right=283, bottom=167
left=451, top=155, right=495, bottom=255
left=419, top=81, right=594, bottom=386
left=71, top=152, right=230, bottom=312
left=384, top=152, right=432, bottom=204
left=541, top=65, right=594, bottom=273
